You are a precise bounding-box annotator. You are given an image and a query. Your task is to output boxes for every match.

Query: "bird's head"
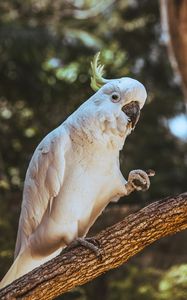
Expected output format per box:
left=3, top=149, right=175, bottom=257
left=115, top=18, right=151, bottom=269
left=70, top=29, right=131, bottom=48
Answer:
left=90, top=52, right=147, bottom=132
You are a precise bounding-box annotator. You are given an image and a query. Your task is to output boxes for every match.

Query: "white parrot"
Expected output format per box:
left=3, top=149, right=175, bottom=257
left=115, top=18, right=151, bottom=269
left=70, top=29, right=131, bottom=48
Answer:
left=0, top=52, right=154, bottom=289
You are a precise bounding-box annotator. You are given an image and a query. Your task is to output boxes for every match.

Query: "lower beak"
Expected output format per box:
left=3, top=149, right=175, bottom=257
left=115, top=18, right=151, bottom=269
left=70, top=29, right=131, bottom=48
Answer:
left=122, top=101, right=140, bottom=129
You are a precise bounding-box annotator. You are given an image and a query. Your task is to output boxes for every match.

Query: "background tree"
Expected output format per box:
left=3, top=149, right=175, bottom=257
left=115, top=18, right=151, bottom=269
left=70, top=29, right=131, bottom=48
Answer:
left=0, top=0, right=187, bottom=299
left=160, top=0, right=187, bottom=106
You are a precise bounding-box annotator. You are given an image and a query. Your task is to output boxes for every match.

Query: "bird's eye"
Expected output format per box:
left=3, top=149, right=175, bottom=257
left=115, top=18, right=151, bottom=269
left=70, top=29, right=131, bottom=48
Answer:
left=111, top=92, right=120, bottom=102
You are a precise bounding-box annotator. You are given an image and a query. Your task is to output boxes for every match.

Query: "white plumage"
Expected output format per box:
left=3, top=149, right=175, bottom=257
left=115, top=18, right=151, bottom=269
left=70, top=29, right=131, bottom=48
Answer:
left=0, top=65, right=151, bottom=288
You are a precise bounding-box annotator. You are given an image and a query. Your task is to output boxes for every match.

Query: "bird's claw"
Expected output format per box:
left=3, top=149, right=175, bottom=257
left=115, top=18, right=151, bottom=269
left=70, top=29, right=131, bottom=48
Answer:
left=86, top=237, right=101, bottom=248
left=61, top=237, right=102, bottom=261
left=128, top=169, right=151, bottom=191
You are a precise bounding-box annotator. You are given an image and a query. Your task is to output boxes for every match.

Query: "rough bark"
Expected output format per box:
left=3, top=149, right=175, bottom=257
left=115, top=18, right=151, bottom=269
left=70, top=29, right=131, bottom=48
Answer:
left=160, top=0, right=187, bottom=104
left=0, top=192, right=187, bottom=300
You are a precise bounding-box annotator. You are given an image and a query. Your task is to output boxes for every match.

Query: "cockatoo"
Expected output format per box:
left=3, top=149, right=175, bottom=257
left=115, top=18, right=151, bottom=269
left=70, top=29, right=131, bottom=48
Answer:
left=0, top=52, right=154, bottom=289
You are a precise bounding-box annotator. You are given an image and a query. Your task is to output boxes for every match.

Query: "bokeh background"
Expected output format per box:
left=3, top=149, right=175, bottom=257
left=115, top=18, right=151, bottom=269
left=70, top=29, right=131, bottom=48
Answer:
left=0, top=0, right=187, bottom=299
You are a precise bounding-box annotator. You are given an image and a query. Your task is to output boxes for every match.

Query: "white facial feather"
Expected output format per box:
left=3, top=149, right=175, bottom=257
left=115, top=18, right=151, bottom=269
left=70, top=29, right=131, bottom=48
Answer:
left=66, top=77, right=146, bottom=149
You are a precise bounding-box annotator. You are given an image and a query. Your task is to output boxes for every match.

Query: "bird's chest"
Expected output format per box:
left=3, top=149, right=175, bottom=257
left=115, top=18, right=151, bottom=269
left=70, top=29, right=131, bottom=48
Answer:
left=51, top=141, right=123, bottom=237
left=67, top=143, right=118, bottom=183
left=65, top=146, right=119, bottom=206
left=53, top=137, right=121, bottom=220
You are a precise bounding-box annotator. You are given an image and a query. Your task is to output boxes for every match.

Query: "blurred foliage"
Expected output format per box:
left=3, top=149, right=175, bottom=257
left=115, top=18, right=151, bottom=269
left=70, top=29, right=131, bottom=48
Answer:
left=108, top=264, right=187, bottom=300
left=159, top=264, right=187, bottom=300
left=59, top=264, right=187, bottom=300
left=0, top=0, right=187, bottom=299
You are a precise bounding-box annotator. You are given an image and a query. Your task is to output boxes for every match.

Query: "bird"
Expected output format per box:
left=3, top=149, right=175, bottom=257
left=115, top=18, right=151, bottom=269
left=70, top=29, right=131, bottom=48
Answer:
left=0, top=52, right=154, bottom=289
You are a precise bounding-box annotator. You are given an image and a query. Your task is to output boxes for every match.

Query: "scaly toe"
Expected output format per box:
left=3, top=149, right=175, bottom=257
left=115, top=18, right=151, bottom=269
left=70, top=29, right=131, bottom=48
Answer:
left=86, top=237, right=101, bottom=248
left=61, top=238, right=102, bottom=261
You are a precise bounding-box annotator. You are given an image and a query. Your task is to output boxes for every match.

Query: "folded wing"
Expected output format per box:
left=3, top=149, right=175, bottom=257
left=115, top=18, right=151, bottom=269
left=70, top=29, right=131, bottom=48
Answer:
left=14, top=126, right=68, bottom=258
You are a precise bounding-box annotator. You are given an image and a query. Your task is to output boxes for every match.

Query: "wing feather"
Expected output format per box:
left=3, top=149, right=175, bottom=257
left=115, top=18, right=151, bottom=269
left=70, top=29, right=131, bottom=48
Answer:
left=14, top=126, right=68, bottom=258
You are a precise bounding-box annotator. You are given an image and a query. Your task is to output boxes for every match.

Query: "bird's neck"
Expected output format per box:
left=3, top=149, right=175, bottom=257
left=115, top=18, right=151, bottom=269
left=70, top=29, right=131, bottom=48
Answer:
left=64, top=104, right=130, bottom=152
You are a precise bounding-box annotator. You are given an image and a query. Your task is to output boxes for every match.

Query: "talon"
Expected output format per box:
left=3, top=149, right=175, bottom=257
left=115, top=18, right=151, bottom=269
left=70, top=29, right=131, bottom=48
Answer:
left=86, top=237, right=101, bottom=248
left=127, top=169, right=152, bottom=193
left=132, top=178, right=148, bottom=190
left=61, top=237, right=102, bottom=261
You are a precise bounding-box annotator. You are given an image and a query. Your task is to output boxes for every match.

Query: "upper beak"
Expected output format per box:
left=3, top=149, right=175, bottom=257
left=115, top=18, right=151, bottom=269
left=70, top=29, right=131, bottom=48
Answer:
left=122, top=101, right=140, bottom=129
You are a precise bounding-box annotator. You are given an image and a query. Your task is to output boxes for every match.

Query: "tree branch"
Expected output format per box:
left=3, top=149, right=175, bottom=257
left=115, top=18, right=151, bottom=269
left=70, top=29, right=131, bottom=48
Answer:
left=1, top=192, right=187, bottom=300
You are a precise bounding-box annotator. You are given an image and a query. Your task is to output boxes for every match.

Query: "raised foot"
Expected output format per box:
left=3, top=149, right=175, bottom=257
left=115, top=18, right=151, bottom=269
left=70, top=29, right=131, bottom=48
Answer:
left=126, top=169, right=155, bottom=193
left=61, top=237, right=102, bottom=260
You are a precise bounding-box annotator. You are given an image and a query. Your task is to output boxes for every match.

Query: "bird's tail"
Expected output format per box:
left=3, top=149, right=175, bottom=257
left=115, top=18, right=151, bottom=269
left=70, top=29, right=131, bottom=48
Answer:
left=0, top=246, right=61, bottom=289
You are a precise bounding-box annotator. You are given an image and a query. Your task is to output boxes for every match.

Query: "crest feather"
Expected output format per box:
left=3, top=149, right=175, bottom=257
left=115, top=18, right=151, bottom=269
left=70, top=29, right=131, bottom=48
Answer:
left=90, top=52, right=109, bottom=91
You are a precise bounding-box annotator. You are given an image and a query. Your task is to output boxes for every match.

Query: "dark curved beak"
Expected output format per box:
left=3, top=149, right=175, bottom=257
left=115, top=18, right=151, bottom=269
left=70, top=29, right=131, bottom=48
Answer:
left=122, top=101, right=140, bottom=129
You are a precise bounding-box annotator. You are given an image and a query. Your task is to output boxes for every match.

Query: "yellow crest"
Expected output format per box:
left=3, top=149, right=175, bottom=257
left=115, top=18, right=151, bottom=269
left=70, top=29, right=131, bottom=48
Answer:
left=90, top=52, right=109, bottom=91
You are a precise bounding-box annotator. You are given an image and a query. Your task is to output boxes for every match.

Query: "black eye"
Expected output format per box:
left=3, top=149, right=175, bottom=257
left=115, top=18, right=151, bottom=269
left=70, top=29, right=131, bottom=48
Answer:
left=111, top=92, right=120, bottom=102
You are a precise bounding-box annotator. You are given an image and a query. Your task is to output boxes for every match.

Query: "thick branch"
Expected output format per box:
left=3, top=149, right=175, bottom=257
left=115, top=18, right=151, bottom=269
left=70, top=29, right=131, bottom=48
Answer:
left=1, top=192, right=187, bottom=300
